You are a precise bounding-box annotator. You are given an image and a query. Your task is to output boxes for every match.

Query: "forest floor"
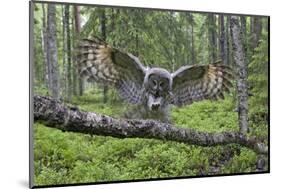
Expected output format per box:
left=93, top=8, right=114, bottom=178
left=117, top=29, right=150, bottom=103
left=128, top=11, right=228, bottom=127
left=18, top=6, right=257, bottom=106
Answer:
left=33, top=88, right=268, bottom=186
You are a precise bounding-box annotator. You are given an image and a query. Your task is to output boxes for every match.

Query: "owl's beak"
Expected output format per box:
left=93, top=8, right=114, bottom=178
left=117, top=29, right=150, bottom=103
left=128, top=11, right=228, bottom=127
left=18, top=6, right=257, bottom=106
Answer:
left=148, top=95, right=162, bottom=111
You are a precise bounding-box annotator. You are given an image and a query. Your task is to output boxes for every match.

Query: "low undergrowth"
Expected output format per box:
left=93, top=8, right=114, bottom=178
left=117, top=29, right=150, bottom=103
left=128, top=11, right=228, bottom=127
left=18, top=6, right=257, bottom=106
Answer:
left=33, top=89, right=268, bottom=186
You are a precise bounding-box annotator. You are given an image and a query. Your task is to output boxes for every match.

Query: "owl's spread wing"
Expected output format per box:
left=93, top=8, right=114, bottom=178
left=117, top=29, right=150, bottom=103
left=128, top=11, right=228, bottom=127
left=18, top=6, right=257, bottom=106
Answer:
left=171, top=62, right=234, bottom=106
left=76, top=37, right=147, bottom=104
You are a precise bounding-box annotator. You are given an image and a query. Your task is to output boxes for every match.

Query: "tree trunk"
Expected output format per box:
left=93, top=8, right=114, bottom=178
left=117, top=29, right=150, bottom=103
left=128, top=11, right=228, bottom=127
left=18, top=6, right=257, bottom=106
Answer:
left=240, top=16, right=247, bottom=61
left=33, top=95, right=268, bottom=154
left=208, top=13, right=217, bottom=63
left=230, top=16, right=248, bottom=134
left=169, top=12, right=176, bottom=71
left=41, top=4, right=49, bottom=89
left=251, top=17, right=262, bottom=50
left=72, top=17, right=78, bottom=96
left=61, top=6, right=67, bottom=99
left=111, top=8, right=116, bottom=46
left=100, top=9, right=108, bottom=103
left=47, top=4, right=59, bottom=99
left=219, top=14, right=227, bottom=64
left=189, top=14, right=196, bottom=64
left=73, top=6, right=84, bottom=96
left=226, top=16, right=233, bottom=66
left=65, top=5, right=72, bottom=102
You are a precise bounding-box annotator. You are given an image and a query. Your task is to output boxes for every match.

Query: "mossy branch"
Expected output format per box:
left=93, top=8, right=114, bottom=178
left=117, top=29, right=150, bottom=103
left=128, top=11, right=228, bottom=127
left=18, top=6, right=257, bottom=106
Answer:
left=33, top=95, right=268, bottom=154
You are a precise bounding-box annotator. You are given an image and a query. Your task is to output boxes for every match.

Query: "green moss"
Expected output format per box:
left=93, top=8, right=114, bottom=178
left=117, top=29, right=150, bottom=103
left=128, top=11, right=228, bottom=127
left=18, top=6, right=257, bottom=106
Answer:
left=171, top=96, right=238, bottom=133
left=221, top=148, right=258, bottom=174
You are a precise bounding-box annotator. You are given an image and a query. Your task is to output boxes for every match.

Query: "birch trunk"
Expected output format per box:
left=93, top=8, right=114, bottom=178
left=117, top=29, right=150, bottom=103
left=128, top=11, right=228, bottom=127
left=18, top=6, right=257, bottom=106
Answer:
left=230, top=16, right=248, bottom=134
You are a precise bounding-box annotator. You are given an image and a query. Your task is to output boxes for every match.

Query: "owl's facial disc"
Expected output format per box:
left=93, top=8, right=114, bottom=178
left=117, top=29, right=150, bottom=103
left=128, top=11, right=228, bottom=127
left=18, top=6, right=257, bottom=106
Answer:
left=146, top=74, right=171, bottom=111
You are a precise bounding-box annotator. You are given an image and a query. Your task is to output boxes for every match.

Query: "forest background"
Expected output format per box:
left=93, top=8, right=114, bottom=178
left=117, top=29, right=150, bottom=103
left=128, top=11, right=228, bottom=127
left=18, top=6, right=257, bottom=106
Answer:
left=32, top=2, right=268, bottom=186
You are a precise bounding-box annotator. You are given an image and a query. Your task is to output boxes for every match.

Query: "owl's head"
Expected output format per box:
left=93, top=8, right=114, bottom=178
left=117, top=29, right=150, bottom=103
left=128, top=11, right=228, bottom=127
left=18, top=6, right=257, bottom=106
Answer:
left=144, top=68, right=172, bottom=111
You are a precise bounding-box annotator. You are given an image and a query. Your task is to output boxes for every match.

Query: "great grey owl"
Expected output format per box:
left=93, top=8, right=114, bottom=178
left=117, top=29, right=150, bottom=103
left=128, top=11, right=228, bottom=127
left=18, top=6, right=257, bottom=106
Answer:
left=76, top=37, right=233, bottom=123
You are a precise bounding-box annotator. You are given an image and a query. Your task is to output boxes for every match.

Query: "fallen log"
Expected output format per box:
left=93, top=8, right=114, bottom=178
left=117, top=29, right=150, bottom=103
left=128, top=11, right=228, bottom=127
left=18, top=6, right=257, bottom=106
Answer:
left=33, top=95, right=268, bottom=154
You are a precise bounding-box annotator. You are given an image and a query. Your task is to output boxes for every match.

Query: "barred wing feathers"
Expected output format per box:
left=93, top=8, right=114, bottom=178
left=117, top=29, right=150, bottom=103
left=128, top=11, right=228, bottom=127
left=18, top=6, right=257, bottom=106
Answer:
left=171, top=62, right=234, bottom=106
left=76, top=38, right=147, bottom=104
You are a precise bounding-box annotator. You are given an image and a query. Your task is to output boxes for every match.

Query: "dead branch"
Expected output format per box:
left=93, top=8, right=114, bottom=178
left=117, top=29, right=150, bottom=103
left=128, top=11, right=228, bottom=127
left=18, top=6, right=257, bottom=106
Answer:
left=33, top=95, right=268, bottom=154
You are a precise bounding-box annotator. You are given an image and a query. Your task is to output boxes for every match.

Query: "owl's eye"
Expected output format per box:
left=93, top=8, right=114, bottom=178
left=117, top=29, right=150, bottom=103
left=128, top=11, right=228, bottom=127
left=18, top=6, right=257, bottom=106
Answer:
left=152, top=80, right=157, bottom=86
left=159, top=80, right=167, bottom=88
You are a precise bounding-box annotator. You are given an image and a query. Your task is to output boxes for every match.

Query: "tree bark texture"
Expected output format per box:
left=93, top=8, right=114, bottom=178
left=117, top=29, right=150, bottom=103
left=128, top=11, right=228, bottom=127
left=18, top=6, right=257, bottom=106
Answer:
left=61, top=6, right=67, bottom=98
left=251, top=17, right=262, bottom=50
left=230, top=16, right=248, bottom=134
left=72, top=16, right=78, bottom=96
left=226, top=16, right=231, bottom=65
left=47, top=4, right=59, bottom=99
left=33, top=95, right=267, bottom=154
left=41, top=4, right=49, bottom=89
left=219, top=15, right=227, bottom=65
left=208, top=13, right=217, bottom=63
left=100, top=9, right=108, bottom=103
left=240, top=16, right=249, bottom=63
left=64, top=5, right=72, bottom=101
left=240, top=17, right=247, bottom=49
left=74, top=6, right=84, bottom=96
left=189, top=14, right=196, bottom=64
